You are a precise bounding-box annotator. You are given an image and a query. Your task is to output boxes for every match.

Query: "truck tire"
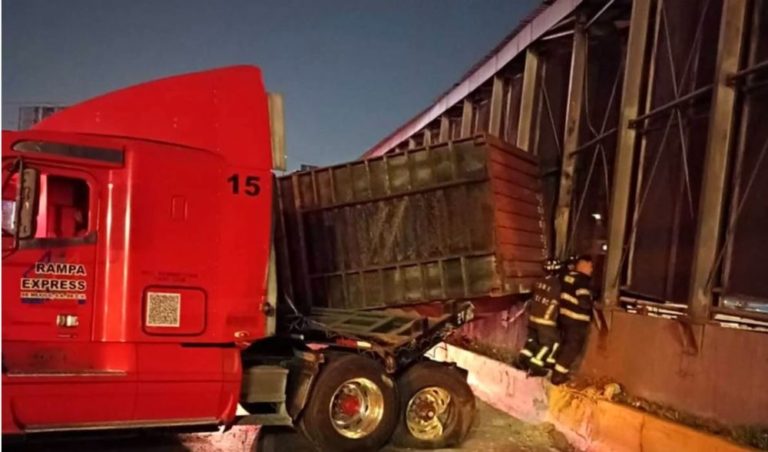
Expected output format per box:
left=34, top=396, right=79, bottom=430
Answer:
left=298, top=353, right=398, bottom=451
left=391, top=360, right=476, bottom=449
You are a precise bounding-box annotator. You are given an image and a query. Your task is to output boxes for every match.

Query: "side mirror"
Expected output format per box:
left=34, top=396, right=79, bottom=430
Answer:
left=17, top=167, right=39, bottom=240
left=268, top=92, right=286, bottom=172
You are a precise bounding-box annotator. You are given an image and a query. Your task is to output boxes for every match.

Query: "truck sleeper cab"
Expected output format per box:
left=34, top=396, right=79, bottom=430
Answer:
left=2, top=66, right=475, bottom=451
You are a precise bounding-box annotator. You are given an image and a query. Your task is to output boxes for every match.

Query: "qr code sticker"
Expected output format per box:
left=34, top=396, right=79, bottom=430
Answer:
left=146, top=292, right=181, bottom=327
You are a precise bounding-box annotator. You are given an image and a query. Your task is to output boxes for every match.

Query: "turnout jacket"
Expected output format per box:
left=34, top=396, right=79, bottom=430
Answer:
left=529, top=274, right=561, bottom=327
left=558, top=271, right=594, bottom=322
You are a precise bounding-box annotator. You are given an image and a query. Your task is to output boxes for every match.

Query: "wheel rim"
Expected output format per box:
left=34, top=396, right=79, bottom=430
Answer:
left=405, top=386, right=454, bottom=440
left=328, top=377, right=384, bottom=439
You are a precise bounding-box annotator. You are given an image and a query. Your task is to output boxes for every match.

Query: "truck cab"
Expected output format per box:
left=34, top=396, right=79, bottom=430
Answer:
left=2, top=66, right=275, bottom=433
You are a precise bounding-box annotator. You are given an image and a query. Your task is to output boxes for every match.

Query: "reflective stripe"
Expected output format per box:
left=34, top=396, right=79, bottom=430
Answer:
left=564, top=276, right=575, bottom=283
left=520, top=349, right=534, bottom=357
left=530, top=316, right=556, bottom=326
left=544, top=304, right=556, bottom=320
left=576, top=288, right=592, bottom=297
left=554, top=364, right=569, bottom=374
left=560, top=307, right=591, bottom=322
left=561, top=293, right=579, bottom=305
left=530, top=346, right=549, bottom=366
left=546, top=343, right=560, bottom=364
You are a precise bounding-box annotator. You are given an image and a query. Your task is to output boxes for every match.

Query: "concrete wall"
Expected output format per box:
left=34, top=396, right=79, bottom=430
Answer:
left=580, top=311, right=768, bottom=427
left=454, top=307, right=768, bottom=428
left=428, top=343, right=752, bottom=452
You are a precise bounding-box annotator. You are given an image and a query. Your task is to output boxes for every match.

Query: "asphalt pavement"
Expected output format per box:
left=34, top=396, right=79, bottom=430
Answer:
left=5, top=401, right=572, bottom=452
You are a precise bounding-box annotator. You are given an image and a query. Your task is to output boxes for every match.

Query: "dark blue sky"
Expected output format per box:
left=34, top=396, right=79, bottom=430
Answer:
left=3, top=0, right=539, bottom=168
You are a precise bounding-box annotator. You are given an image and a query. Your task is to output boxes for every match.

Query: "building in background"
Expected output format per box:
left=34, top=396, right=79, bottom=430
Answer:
left=17, top=105, right=66, bottom=130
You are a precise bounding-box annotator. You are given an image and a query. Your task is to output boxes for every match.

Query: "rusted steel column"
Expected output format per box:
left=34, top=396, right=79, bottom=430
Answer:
left=423, top=129, right=432, bottom=146
left=489, top=75, right=505, bottom=137
left=517, top=49, right=541, bottom=152
left=554, top=21, right=587, bottom=258
left=688, top=0, right=749, bottom=323
left=460, top=99, right=474, bottom=137
left=602, top=0, right=653, bottom=307
left=439, top=116, right=450, bottom=142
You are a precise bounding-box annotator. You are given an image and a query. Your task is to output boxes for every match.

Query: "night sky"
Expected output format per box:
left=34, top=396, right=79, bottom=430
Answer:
left=3, top=0, right=539, bottom=169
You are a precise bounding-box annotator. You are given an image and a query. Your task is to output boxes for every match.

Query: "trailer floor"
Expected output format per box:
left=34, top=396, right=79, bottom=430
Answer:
left=6, top=401, right=572, bottom=452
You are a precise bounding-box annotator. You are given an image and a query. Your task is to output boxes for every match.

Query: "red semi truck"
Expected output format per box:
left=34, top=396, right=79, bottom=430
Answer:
left=1, top=66, right=477, bottom=451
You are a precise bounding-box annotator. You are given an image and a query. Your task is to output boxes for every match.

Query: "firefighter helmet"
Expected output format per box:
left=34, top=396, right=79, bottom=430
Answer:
left=543, top=259, right=563, bottom=272
left=570, top=254, right=592, bottom=263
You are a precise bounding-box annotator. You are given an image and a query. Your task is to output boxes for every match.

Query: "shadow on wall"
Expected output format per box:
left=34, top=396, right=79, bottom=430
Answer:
left=449, top=297, right=530, bottom=363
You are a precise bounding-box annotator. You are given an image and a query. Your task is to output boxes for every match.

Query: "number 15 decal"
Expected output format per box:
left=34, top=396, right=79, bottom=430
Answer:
left=227, top=174, right=260, bottom=196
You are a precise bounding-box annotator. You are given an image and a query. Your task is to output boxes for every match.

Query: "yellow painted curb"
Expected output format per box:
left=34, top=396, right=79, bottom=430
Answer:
left=427, top=343, right=754, bottom=451
left=547, top=386, right=753, bottom=452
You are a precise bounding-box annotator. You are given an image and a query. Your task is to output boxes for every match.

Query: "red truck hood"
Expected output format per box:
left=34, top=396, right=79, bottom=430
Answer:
left=32, top=65, right=272, bottom=169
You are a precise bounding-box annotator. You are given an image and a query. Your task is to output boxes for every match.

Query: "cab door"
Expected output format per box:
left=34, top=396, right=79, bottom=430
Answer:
left=2, top=157, right=131, bottom=429
left=3, top=160, right=96, bottom=343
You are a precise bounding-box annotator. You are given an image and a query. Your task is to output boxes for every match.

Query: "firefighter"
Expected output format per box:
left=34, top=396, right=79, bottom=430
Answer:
left=513, top=258, right=563, bottom=377
left=551, top=254, right=594, bottom=385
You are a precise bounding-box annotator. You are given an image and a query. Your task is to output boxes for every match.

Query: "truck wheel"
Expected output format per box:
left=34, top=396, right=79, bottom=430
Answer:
left=299, top=353, right=398, bottom=451
left=391, top=360, right=476, bottom=449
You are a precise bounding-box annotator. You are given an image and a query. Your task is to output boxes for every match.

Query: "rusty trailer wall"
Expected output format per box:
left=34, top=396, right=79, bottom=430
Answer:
left=277, top=135, right=547, bottom=310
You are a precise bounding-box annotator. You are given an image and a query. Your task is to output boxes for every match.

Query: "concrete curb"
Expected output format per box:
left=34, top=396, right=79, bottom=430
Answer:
left=426, top=343, right=753, bottom=452
left=178, top=425, right=259, bottom=452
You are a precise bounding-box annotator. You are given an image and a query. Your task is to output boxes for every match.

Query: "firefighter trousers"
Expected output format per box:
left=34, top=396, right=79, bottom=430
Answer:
left=519, top=323, right=560, bottom=371
left=552, top=318, right=590, bottom=382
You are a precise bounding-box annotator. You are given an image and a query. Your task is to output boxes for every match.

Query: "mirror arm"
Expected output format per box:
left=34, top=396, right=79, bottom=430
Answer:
left=2, top=158, right=21, bottom=190
left=12, top=159, right=24, bottom=247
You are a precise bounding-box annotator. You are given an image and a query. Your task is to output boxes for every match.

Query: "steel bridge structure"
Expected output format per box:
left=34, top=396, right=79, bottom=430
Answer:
left=364, top=0, right=768, bottom=431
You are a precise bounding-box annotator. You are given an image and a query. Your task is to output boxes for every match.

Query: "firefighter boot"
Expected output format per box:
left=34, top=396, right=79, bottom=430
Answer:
left=512, top=339, right=536, bottom=372
left=527, top=364, right=549, bottom=378
left=512, top=353, right=531, bottom=372
left=550, top=364, right=570, bottom=385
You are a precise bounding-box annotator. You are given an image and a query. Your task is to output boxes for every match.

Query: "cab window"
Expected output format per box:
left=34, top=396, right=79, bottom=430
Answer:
left=36, top=174, right=90, bottom=238
left=2, top=163, right=90, bottom=240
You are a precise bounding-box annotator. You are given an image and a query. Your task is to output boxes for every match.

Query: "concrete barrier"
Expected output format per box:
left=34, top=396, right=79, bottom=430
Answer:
left=426, top=343, right=753, bottom=452
left=178, top=425, right=259, bottom=452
